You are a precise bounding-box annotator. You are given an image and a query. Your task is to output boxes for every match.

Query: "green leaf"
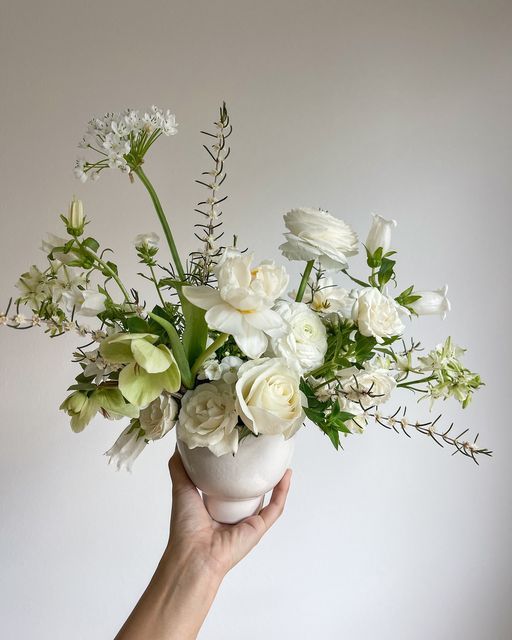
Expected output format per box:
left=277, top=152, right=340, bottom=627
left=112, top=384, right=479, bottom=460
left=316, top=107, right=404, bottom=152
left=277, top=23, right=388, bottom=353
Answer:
left=378, top=257, right=396, bottom=287
left=180, top=293, right=208, bottom=366
left=82, top=237, right=100, bottom=253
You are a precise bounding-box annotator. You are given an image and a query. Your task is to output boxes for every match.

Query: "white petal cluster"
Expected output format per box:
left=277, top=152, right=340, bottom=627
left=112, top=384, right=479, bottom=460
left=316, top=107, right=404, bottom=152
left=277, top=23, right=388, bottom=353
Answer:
left=302, top=275, right=356, bottom=319
left=183, top=250, right=289, bottom=359
left=75, top=106, right=177, bottom=181
left=352, top=288, right=405, bottom=342
left=198, top=355, right=243, bottom=384
left=235, top=358, right=304, bottom=438
left=365, top=213, right=397, bottom=254
left=105, top=425, right=146, bottom=472
left=139, top=392, right=179, bottom=440
left=337, top=364, right=397, bottom=409
left=178, top=381, right=240, bottom=456
left=268, top=300, right=327, bottom=375
left=279, top=208, right=359, bottom=270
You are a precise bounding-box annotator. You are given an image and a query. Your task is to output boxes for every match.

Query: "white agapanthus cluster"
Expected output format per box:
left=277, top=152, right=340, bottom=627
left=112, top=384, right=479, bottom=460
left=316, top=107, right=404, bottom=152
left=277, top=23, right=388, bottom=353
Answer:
left=75, top=106, right=178, bottom=182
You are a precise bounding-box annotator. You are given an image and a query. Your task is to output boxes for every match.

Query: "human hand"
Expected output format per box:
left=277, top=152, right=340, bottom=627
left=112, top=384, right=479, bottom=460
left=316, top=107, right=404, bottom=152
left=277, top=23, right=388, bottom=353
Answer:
left=165, top=449, right=292, bottom=580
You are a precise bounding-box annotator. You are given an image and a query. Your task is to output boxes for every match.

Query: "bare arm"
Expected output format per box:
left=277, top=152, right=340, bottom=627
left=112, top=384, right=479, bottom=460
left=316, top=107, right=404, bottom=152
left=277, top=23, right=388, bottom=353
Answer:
left=115, top=450, right=292, bottom=640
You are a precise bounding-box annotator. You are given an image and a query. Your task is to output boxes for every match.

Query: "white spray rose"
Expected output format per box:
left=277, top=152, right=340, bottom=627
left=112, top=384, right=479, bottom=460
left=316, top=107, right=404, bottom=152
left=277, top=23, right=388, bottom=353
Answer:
left=352, top=288, right=404, bottom=342
left=279, top=208, right=359, bottom=270
left=177, top=381, right=239, bottom=456
left=365, top=213, right=397, bottom=254
left=235, top=357, right=304, bottom=438
left=302, top=275, right=356, bottom=319
left=338, top=365, right=396, bottom=409
left=139, top=392, right=178, bottom=440
left=269, top=300, right=327, bottom=375
left=183, top=250, right=289, bottom=359
left=410, top=285, right=450, bottom=319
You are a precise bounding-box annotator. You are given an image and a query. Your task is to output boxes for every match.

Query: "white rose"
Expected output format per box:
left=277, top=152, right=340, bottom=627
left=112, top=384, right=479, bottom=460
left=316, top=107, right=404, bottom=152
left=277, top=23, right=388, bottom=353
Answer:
left=352, top=288, right=404, bottom=342
left=183, top=250, right=289, bottom=359
left=410, top=285, right=450, bottom=319
left=338, top=365, right=396, bottom=409
left=279, top=208, right=359, bottom=270
left=269, top=300, right=327, bottom=375
left=177, top=381, right=239, bottom=456
left=235, top=358, right=304, bottom=438
left=365, top=213, right=397, bottom=255
left=139, top=392, right=178, bottom=440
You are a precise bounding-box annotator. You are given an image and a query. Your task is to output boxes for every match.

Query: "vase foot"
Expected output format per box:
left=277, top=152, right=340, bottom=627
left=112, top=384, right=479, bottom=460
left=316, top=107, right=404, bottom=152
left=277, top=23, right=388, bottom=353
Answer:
left=203, top=494, right=264, bottom=524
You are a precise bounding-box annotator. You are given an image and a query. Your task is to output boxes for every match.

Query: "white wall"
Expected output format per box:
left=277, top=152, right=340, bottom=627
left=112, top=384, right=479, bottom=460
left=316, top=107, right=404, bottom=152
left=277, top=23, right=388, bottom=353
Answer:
left=1, top=1, right=511, bottom=638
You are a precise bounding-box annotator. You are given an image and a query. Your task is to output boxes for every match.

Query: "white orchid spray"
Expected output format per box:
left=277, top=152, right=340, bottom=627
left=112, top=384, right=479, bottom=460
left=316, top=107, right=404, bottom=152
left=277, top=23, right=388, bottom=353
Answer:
left=2, top=103, right=490, bottom=469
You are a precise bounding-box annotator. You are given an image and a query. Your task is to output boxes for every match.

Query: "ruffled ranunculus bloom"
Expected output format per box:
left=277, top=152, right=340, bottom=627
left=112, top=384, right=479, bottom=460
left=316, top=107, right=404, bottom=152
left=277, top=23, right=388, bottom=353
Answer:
left=279, top=208, right=359, bottom=270
left=365, top=213, right=397, bottom=255
left=410, top=285, right=450, bottom=319
left=183, top=250, right=289, bottom=359
left=352, top=287, right=405, bottom=342
left=235, top=357, right=304, bottom=438
left=177, top=381, right=239, bottom=456
left=268, top=300, right=327, bottom=375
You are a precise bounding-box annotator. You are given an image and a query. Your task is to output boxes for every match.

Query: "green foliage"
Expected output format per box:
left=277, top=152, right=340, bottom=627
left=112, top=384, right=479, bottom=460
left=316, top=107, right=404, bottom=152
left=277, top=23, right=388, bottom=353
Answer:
left=300, top=379, right=354, bottom=450
left=395, top=285, right=422, bottom=313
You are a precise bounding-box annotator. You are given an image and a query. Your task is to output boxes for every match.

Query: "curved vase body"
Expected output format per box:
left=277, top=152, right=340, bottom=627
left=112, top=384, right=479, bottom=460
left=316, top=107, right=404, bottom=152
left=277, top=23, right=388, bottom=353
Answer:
left=177, top=434, right=295, bottom=524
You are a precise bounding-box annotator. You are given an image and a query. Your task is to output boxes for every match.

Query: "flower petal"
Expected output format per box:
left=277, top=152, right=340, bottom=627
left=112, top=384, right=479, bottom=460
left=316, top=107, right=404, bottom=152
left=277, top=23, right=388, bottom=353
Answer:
left=182, top=285, right=222, bottom=310
left=131, top=339, right=174, bottom=373
left=205, top=303, right=245, bottom=335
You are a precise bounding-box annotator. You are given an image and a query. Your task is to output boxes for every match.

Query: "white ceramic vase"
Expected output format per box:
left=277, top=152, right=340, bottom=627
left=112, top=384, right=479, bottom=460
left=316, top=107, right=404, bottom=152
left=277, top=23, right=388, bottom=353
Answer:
left=177, top=433, right=295, bottom=524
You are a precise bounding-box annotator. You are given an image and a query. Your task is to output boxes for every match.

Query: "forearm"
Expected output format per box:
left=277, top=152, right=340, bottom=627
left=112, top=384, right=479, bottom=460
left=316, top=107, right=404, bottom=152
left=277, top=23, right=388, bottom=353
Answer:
left=115, top=546, right=223, bottom=640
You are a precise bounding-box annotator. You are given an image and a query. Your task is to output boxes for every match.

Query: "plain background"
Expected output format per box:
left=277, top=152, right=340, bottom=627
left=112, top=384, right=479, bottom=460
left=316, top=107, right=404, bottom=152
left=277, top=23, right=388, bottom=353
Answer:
left=1, top=1, right=511, bottom=638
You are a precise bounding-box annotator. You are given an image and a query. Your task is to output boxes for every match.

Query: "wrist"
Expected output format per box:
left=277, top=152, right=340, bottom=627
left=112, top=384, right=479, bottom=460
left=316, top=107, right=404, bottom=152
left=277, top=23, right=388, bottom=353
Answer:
left=160, top=542, right=226, bottom=587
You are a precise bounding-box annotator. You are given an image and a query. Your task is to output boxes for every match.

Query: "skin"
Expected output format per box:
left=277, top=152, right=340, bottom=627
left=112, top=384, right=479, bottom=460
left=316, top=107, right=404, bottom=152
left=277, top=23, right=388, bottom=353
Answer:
left=115, top=450, right=292, bottom=640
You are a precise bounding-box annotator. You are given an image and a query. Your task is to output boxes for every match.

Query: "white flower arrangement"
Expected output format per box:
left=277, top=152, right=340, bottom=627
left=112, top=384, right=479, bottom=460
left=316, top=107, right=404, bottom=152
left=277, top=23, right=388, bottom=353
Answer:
left=2, top=103, right=490, bottom=471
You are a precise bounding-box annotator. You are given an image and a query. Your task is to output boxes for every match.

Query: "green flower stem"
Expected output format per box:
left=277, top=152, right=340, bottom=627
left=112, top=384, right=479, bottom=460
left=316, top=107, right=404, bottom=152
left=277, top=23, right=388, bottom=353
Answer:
left=75, top=240, right=131, bottom=302
left=397, top=375, right=435, bottom=389
left=190, top=333, right=229, bottom=378
left=148, top=311, right=193, bottom=389
left=149, top=265, right=166, bottom=306
left=134, top=167, right=186, bottom=282
left=295, top=260, right=315, bottom=302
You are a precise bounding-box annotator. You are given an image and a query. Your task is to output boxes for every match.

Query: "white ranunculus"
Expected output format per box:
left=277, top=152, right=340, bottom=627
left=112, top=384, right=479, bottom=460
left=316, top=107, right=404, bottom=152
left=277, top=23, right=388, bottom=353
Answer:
left=105, top=425, right=147, bottom=472
left=365, top=213, right=397, bottom=254
left=235, top=357, right=304, bottom=438
left=352, top=287, right=404, bottom=342
left=183, top=250, right=289, bottom=359
left=338, top=365, right=396, bottom=409
left=139, top=392, right=178, bottom=440
left=269, top=300, right=327, bottom=375
left=279, top=207, right=359, bottom=270
left=177, top=381, right=239, bottom=456
left=302, top=275, right=356, bottom=319
left=410, top=285, right=450, bottom=319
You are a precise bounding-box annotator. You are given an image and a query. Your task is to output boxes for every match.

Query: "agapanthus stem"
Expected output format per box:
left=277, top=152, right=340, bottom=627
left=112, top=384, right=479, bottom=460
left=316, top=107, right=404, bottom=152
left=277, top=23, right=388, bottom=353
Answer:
left=134, top=167, right=186, bottom=282
left=190, top=333, right=229, bottom=378
left=295, top=260, right=315, bottom=302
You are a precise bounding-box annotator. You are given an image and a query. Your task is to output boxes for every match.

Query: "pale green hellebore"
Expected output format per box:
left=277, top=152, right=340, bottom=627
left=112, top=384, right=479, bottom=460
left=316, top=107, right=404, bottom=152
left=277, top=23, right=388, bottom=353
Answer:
left=60, top=387, right=139, bottom=433
left=100, top=333, right=181, bottom=408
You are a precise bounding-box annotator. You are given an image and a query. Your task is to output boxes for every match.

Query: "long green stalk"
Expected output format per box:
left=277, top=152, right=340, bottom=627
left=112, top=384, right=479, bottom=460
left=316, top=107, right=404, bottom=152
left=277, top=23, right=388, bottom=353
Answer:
left=295, top=260, right=315, bottom=302
left=134, top=167, right=186, bottom=282
left=190, top=333, right=229, bottom=378
left=148, top=312, right=193, bottom=389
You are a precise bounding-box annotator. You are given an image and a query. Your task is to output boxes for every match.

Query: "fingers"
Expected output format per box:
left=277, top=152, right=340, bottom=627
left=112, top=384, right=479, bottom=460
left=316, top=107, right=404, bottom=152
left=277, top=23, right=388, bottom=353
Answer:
left=168, top=448, right=196, bottom=495
left=258, top=469, right=292, bottom=531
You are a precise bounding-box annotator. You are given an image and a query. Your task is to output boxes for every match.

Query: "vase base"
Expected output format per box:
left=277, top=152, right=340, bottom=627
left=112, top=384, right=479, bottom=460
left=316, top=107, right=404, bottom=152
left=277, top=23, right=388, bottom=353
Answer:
left=203, top=494, right=264, bottom=524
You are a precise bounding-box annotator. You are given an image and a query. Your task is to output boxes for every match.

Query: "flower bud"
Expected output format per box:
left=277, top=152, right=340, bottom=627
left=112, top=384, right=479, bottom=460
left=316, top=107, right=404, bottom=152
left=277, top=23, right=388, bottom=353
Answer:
left=410, top=285, right=451, bottom=319
left=365, top=213, right=397, bottom=255
left=66, top=196, right=85, bottom=235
